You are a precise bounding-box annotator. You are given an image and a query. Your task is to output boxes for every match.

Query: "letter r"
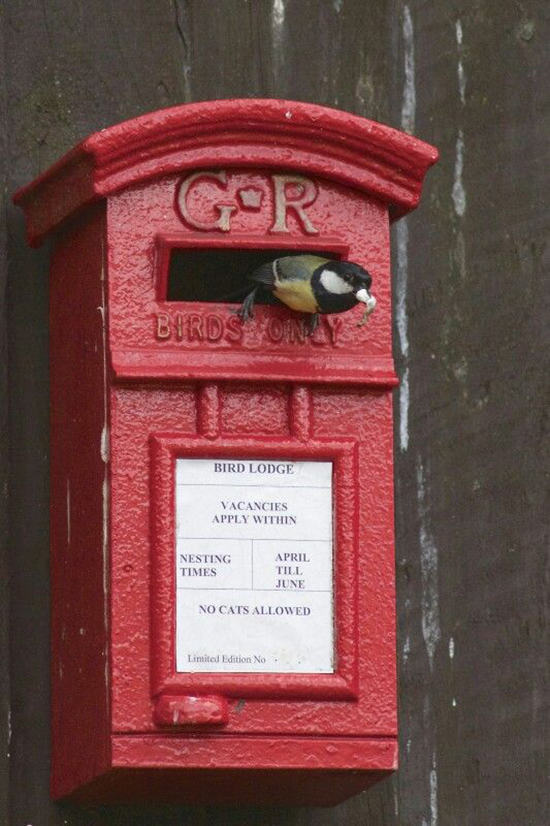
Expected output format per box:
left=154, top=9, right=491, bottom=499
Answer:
left=270, top=174, right=319, bottom=235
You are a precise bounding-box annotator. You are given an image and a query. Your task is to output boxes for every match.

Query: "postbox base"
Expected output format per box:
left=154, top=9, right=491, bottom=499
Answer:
left=52, top=735, right=397, bottom=806
left=61, top=768, right=393, bottom=808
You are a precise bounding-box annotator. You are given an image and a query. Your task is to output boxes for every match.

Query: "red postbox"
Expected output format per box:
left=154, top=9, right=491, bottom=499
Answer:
left=14, top=99, right=437, bottom=806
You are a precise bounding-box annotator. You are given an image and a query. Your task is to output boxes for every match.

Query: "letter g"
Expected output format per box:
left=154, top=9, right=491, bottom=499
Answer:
left=178, top=170, right=237, bottom=232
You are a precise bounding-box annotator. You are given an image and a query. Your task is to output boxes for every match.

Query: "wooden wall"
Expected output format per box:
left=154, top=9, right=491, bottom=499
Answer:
left=1, top=1, right=548, bottom=823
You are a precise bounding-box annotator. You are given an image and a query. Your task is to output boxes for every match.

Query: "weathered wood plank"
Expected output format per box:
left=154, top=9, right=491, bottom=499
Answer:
left=391, top=2, right=550, bottom=825
left=0, top=2, right=10, bottom=822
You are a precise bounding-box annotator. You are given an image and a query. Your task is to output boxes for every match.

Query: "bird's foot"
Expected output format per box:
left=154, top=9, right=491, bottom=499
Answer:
left=234, top=305, right=254, bottom=322
left=304, top=313, right=319, bottom=337
left=235, top=287, right=258, bottom=323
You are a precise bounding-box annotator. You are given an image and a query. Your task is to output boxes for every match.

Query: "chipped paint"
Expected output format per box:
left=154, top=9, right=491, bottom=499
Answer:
left=396, top=219, right=410, bottom=451
left=429, top=757, right=439, bottom=825
left=355, top=71, right=374, bottom=116
left=396, top=8, right=415, bottom=453
left=401, top=6, right=416, bottom=134
left=272, top=0, right=285, bottom=48
left=396, top=220, right=410, bottom=359
left=66, top=478, right=71, bottom=545
left=417, top=459, right=441, bottom=669
left=452, top=12, right=467, bottom=362
left=452, top=129, right=466, bottom=217
left=453, top=354, right=468, bottom=382
left=271, top=0, right=286, bottom=83
left=516, top=17, right=535, bottom=41
left=99, top=234, right=110, bottom=698
left=399, top=368, right=410, bottom=452
left=453, top=21, right=467, bottom=220
left=100, top=425, right=109, bottom=463
left=173, top=0, right=192, bottom=101
left=403, top=634, right=411, bottom=663
left=456, top=20, right=466, bottom=104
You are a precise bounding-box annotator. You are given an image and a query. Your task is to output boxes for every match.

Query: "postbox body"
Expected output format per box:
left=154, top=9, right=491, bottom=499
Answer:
left=15, top=100, right=437, bottom=805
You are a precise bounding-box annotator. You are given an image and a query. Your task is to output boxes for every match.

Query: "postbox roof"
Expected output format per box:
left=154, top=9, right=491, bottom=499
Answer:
left=14, top=98, right=438, bottom=246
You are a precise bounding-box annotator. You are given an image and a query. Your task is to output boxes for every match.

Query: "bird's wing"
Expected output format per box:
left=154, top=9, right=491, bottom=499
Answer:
left=248, top=260, right=279, bottom=288
left=249, top=255, right=332, bottom=288
left=276, top=256, right=331, bottom=282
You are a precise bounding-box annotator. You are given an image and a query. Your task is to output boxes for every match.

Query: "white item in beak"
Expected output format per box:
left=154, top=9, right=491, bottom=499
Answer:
left=355, top=289, right=377, bottom=312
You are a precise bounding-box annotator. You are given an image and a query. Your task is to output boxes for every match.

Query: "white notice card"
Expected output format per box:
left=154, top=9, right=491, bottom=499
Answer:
left=175, top=458, right=334, bottom=673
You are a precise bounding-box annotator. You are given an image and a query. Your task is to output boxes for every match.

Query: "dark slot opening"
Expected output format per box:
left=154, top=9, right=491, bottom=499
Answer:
left=165, top=247, right=341, bottom=303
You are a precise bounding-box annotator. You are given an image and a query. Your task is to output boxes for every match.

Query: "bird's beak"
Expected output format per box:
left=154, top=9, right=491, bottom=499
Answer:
left=355, top=288, right=377, bottom=314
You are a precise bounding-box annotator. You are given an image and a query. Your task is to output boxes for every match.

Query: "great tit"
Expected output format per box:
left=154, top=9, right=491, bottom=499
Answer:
left=237, top=255, right=376, bottom=334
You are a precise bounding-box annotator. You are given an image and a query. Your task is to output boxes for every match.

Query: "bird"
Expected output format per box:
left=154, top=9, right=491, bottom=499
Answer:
left=236, top=255, right=376, bottom=334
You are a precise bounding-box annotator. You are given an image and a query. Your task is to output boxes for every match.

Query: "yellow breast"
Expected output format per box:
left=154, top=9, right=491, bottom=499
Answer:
left=273, top=279, right=319, bottom=314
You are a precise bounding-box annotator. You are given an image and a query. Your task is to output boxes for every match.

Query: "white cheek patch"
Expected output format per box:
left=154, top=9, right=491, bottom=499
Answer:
left=319, top=269, right=354, bottom=294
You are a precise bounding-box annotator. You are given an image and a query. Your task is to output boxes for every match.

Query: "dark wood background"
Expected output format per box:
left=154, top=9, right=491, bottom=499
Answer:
left=1, top=1, right=549, bottom=824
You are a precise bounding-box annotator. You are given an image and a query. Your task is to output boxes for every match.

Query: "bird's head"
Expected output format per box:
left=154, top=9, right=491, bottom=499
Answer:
left=318, top=260, right=377, bottom=314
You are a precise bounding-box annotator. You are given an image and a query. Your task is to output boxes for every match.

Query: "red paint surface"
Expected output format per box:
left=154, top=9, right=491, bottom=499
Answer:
left=48, top=208, right=111, bottom=795
left=13, top=99, right=437, bottom=804
left=13, top=98, right=438, bottom=246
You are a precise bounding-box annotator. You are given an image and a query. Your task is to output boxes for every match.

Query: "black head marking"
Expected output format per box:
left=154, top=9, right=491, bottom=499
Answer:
left=327, top=260, right=372, bottom=292
left=311, top=259, right=373, bottom=315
